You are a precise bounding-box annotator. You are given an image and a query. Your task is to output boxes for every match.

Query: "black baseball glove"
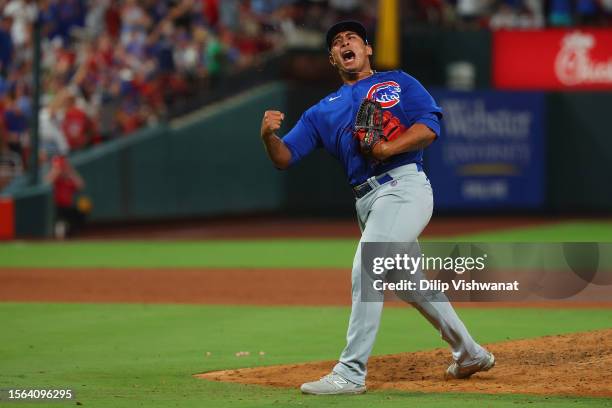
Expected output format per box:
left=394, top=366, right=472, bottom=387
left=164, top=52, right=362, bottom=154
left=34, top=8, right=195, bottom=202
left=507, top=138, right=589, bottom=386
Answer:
left=353, top=98, right=385, bottom=154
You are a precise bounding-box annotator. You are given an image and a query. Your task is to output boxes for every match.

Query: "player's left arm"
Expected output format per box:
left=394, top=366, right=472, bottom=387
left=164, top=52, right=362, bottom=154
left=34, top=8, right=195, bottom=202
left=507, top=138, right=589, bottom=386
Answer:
left=371, top=122, right=436, bottom=161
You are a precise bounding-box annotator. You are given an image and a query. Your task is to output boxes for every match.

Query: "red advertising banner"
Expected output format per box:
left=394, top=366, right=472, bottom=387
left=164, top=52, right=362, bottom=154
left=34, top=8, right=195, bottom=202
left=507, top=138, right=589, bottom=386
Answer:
left=493, top=29, right=612, bottom=90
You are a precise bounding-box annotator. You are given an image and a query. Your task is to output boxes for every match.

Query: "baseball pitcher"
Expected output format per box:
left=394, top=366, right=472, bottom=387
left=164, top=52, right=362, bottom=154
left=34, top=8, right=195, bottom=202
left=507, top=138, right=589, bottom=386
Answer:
left=259, top=21, right=495, bottom=395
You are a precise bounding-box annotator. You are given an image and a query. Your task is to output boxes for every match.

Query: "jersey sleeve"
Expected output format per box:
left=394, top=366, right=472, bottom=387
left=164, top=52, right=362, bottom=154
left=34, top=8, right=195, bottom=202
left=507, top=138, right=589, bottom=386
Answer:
left=415, top=112, right=441, bottom=139
left=398, top=72, right=443, bottom=138
left=281, top=106, right=322, bottom=166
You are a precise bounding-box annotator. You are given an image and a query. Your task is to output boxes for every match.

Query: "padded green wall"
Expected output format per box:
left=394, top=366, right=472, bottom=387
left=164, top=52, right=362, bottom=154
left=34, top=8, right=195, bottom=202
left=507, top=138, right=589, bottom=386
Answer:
left=72, top=83, right=287, bottom=222
left=546, top=92, right=612, bottom=212
left=13, top=183, right=54, bottom=237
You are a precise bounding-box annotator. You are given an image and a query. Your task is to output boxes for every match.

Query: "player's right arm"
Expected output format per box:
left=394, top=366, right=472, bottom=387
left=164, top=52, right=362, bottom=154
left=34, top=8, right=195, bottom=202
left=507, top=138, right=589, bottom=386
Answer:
left=261, top=106, right=322, bottom=170
left=260, top=110, right=292, bottom=169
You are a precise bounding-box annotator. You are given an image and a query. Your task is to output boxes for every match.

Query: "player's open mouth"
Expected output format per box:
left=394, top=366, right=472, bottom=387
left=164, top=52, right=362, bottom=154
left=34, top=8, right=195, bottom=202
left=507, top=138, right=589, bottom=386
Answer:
left=341, top=50, right=356, bottom=63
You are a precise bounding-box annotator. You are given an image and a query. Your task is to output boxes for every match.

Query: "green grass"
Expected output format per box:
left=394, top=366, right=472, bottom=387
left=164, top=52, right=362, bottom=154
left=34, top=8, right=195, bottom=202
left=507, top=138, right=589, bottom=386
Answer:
left=1, top=221, right=611, bottom=406
left=450, top=221, right=612, bottom=242
left=1, top=221, right=612, bottom=268
left=0, top=303, right=610, bottom=407
left=0, top=240, right=357, bottom=268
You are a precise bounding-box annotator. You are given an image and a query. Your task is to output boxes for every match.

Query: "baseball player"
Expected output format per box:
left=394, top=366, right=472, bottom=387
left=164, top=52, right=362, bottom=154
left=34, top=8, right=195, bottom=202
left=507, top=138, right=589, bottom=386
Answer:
left=259, top=21, right=495, bottom=395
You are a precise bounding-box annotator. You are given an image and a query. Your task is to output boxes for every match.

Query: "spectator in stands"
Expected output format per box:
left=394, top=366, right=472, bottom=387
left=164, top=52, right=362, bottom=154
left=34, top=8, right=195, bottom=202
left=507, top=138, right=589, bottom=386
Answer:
left=490, top=0, right=544, bottom=29
left=51, top=0, right=86, bottom=43
left=202, top=0, right=220, bottom=27
left=104, top=0, right=121, bottom=39
left=61, top=93, right=92, bottom=151
left=0, top=112, right=22, bottom=190
left=120, top=0, right=150, bottom=45
left=490, top=1, right=520, bottom=29
left=39, top=102, right=69, bottom=163
left=85, top=0, right=111, bottom=38
left=456, top=0, right=491, bottom=28
left=45, top=154, right=88, bottom=239
left=3, top=0, right=37, bottom=48
left=417, top=0, right=454, bottom=26
left=115, top=79, right=146, bottom=134
left=13, top=80, right=30, bottom=118
left=219, top=0, right=241, bottom=31
left=0, top=17, right=13, bottom=77
left=173, top=25, right=200, bottom=75
left=576, top=0, right=600, bottom=24
left=523, top=0, right=545, bottom=27
left=3, top=91, right=28, bottom=166
left=197, top=26, right=224, bottom=81
left=548, top=0, right=573, bottom=25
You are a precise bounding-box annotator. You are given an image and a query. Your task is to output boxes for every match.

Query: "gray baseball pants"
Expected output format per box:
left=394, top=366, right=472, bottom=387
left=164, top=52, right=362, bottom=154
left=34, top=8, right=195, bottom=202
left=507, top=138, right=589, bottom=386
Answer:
left=332, top=163, right=488, bottom=386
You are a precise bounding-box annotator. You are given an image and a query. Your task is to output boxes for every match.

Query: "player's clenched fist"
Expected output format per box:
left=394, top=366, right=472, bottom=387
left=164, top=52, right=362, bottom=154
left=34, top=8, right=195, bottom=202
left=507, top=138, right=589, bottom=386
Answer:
left=261, top=110, right=285, bottom=138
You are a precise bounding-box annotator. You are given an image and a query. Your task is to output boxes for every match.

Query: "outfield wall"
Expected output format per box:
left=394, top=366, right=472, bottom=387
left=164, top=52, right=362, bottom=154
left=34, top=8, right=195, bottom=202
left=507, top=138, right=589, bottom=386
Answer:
left=546, top=92, right=612, bottom=212
left=70, top=83, right=288, bottom=222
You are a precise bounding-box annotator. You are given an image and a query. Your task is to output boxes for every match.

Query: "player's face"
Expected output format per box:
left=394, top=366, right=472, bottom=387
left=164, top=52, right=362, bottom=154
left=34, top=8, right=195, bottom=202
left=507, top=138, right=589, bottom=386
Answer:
left=329, top=31, right=372, bottom=73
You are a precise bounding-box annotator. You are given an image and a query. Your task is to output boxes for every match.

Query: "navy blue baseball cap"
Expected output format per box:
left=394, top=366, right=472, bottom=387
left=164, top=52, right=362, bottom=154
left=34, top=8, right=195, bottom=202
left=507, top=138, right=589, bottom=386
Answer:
left=326, top=21, right=368, bottom=51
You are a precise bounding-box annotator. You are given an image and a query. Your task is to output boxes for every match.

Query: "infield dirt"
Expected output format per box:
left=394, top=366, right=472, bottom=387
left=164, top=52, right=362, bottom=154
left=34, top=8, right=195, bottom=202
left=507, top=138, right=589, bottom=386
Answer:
left=198, top=329, right=612, bottom=397
left=1, top=267, right=610, bottom=307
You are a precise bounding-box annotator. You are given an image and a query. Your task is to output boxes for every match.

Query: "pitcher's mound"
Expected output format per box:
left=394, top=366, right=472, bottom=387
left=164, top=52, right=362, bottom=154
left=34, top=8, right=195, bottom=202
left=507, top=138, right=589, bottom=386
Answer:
left=197, top=329, right=612, bottom=397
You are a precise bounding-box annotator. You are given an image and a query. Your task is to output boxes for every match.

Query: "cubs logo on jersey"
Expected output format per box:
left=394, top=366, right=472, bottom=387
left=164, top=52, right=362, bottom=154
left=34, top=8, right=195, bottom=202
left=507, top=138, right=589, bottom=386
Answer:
left=366, top=81, right=401, bottom=108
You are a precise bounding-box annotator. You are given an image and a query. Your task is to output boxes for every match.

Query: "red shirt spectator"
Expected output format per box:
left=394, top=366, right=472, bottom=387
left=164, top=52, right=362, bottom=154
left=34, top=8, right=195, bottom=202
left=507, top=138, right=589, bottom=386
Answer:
left=46, top=155, right=87, bottom=238
left=202, top=0, right=219, bottom=27
left=47, top=156, right=84, bottom=208
left=62, top=105, right=91, bottom=150
left=105, top=0, right=121, bottom=39
left=53, top=174, right=78, bottom=208
left=117, top=108, right=143, bottom=133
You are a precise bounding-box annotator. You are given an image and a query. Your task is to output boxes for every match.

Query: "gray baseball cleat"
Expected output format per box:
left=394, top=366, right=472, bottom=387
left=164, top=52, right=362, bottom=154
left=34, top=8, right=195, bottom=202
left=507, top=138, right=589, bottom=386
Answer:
left=445, top=352, right=495, bottom=380
left=300, top=372, right=366, bottom=395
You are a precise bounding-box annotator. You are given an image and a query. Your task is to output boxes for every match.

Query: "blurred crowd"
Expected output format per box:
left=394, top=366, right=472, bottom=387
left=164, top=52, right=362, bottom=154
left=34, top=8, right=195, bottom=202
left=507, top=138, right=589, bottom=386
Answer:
left=410, top=0, right=612, bottom=29
left=0, top=0, right=229, bottom=182
left=0, top=0, right=610, bottom=191
left=0, top=0, right=377, bottom=193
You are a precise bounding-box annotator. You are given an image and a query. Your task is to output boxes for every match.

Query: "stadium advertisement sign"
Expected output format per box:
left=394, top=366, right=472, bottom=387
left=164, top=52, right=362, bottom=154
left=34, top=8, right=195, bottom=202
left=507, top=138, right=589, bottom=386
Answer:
left=493, top=29, right=612, bottom=90
left=427, top=90, right=545, bottom=210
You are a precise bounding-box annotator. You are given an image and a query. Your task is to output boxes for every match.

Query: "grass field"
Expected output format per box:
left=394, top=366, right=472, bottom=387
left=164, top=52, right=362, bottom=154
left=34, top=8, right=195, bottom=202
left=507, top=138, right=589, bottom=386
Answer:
left=1, top=221, right=611, bottom=268
left=0, top=220, right=611, bottom=407
left=1, top=304, right=610, bottom=407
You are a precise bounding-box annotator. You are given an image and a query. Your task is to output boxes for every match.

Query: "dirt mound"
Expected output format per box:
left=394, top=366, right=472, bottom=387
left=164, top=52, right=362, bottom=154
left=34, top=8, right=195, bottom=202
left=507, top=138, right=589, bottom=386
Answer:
left=197, top=329, right=612, bottom=397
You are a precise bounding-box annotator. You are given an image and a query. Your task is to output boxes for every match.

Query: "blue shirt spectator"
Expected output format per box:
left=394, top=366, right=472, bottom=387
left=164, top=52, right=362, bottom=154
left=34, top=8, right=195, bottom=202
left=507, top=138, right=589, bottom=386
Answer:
left=4, top=106, right=27, bottom=134
left=0, top=20, right=12, bottom=75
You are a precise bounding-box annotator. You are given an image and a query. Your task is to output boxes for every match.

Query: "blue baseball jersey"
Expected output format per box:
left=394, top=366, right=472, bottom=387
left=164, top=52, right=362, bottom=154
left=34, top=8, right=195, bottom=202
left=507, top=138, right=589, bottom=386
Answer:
left=282, top=70, right=443, bottom=187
